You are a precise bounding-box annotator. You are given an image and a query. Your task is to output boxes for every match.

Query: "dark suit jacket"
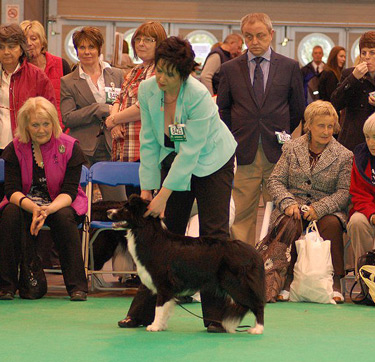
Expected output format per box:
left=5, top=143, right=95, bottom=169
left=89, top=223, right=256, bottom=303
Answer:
left=60, top=66, right=124, bottom=156
left=217, top=51, right=305, bottom=165
left=301, top=61, right=315, bottom=79
left=331, top=67, right=375, bottom=151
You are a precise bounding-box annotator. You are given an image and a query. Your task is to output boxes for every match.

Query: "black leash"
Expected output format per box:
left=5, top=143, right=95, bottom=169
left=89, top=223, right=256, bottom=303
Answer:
left=176, top=302, right=251, bottom=332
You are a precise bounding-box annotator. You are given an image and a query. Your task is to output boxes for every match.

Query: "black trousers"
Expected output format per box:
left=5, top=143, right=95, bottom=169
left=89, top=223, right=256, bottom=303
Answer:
left=127, top=155, right=235, bottom=327
left=0, top=149, right=4, bottom=202
left=0, top=204, right=88, bottom=295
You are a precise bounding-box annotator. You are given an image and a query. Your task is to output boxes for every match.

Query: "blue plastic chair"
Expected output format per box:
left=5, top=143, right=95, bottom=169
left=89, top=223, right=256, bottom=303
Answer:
left=86, top=161, right=140, bottom=291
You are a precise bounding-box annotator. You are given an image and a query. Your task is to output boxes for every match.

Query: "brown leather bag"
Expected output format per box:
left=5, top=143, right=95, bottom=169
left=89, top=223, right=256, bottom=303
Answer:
left=256, top=215, right=302, bottom=303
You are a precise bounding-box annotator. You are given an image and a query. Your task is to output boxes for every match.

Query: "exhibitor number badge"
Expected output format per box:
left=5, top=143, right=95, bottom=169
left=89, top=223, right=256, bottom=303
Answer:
left=169, top=124, right=187, bottom=142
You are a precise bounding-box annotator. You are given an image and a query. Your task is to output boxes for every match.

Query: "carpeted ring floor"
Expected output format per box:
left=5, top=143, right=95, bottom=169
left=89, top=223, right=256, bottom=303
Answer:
left=0, top=295, right=373, bottom=362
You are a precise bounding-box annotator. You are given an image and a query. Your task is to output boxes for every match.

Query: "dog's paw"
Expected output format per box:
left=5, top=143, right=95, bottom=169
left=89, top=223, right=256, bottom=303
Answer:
left=248, top=323, right=264, bottom=335
left=146, top=323, right=166, bottom=332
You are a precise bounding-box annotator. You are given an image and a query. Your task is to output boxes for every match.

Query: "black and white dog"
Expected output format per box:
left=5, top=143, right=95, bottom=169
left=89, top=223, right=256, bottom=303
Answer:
left=108, top=195, right=266, bottom=334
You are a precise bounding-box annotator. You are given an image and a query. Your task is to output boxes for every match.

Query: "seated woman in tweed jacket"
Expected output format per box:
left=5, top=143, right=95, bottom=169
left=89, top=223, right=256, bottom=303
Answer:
left=267, top=100, right=353, bottom=304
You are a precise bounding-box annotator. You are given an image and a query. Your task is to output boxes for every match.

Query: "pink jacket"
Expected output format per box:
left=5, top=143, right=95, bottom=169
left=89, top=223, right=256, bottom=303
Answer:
left=43, top=52, right=64, bottom=126
left=0, top=134, right=87, bottom=215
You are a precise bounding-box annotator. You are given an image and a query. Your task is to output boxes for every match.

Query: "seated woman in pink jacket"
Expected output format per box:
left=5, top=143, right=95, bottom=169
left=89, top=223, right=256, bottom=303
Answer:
left=0, top=97, right=88, bottom=301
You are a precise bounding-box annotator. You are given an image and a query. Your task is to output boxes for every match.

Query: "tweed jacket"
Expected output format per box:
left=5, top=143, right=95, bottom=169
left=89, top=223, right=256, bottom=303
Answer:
left=60, top=65, right=123, bottom=156
left=267, top=134, right=353, bottom=227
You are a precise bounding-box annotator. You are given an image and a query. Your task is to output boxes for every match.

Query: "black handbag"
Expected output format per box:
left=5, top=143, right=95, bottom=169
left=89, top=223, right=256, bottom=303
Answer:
left=18, top=211, right=47, bottom=300
left=350, top=249, right=375, bottom=306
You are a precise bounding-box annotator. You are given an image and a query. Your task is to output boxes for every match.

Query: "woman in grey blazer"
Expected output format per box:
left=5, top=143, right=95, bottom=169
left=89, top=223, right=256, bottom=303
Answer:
left=60, top=26, right=125, bottom=200
left=267, top=100, right=353, bottom=303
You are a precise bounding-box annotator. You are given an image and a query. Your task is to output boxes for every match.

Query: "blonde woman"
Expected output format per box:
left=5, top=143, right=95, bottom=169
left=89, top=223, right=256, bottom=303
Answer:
left=267, top=101, right=353, bottom=303
left=0, top=97, right=88, bottom=301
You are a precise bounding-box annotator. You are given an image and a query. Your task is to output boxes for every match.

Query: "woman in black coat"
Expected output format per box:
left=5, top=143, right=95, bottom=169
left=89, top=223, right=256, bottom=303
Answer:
left=318, top=46, right=346, bottom=102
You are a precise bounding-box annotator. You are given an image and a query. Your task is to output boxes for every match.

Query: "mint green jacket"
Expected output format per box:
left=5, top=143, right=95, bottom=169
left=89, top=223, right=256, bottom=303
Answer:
left=139, top=75, right=237, bottom=191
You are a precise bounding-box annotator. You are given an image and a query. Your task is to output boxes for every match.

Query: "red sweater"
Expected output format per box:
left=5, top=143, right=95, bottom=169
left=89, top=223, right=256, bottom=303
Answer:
left=9, top=60, right=56, bottom=136
left=349, top=143, right=375, bottom=221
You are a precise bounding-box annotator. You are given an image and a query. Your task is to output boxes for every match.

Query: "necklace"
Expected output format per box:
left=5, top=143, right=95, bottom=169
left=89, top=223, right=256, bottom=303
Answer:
left=32, top=142, right=44, bottom=169
left=160, top=93, right=178, bottom=111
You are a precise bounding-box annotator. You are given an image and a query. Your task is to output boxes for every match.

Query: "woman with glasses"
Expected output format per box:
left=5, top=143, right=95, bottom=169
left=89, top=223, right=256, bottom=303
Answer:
left=332, top=31, right=375, bottom=151
left=105, top=22, right=167, bottom=168
left=0, top=23, right=56, bottom=200
left=60, top=26, right=125, bottom=200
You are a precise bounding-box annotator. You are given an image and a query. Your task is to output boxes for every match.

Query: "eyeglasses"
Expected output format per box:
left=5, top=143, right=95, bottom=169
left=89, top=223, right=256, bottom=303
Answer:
left=134, top=37, right=156, bottom=44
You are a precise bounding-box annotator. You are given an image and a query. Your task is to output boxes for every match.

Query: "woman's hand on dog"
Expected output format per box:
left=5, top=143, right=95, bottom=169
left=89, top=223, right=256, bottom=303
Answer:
left=142, top=188, right=172, bottom=218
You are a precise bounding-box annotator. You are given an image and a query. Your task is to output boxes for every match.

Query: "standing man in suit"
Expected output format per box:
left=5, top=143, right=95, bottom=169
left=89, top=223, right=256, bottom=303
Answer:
left=60, top=26, right=125, bottom=200
left=301, top=45, right=324, bottom=104
left=217, top=12, right=305, bottom=246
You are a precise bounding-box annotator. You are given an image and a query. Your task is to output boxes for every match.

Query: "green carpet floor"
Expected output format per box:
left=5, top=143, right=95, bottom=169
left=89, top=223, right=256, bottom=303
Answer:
left=0, top=296, right=373, bottom=362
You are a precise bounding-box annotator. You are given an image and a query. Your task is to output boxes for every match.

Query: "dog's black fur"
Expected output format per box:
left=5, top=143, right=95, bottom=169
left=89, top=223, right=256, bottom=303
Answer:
left=108, top=194, right=266, bottom=334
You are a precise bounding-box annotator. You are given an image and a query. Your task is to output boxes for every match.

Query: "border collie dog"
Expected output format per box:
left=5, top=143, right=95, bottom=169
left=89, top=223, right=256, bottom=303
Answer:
left=108, top=195, right=265, bottom=334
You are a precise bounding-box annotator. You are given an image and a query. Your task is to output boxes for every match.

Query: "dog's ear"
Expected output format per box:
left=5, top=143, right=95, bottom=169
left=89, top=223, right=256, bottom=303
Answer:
left=128, top=194, right=149, bottom=215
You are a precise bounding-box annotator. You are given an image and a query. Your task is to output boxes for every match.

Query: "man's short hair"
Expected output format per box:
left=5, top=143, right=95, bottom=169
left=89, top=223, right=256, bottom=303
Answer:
left=312, top=45, right=323, bottom=52
left=223, top=33, right=243, bottom=45
left=240, top=13, right=273, bottom=33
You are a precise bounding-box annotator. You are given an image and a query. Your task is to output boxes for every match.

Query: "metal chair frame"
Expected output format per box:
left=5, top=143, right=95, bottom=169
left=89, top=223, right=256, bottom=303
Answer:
left=86, top=161, right=140, bottom=291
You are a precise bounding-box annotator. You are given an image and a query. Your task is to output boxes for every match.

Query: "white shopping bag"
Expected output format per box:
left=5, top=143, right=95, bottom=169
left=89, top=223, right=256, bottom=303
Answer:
left=290, top=221, right=335, bottom=304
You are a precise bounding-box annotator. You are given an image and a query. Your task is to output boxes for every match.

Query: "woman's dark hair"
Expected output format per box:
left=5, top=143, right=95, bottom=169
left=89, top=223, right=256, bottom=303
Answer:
left=324, top=45, right=345, bottom=81
left=0, top=23, right=28, bottom=63
left=72, top=26, right=104, bottom=55
left=155, top=36, right=195, bottom=81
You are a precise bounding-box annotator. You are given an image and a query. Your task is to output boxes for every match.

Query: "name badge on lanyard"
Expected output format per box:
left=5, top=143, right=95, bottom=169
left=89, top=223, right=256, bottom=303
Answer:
left=105, top=82, right=121, bottom=104
left=169, top=123, right=186, bottom=142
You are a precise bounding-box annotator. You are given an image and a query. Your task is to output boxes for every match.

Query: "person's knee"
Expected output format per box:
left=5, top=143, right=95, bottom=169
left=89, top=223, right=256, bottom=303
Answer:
left=48, top=207, right=76, bottom=225
left=348, top=212, right=370, bottom=232
left=0, top=203, right=22, bottom=226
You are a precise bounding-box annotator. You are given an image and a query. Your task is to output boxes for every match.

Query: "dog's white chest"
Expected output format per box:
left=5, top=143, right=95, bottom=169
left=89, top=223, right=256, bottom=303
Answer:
left=126, top=230, right=157, bottom=294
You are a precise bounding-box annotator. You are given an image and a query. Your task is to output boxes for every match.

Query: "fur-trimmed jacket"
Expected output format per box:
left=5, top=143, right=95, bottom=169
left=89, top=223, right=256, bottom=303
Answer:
left=267, top=134, right=353, bottom=227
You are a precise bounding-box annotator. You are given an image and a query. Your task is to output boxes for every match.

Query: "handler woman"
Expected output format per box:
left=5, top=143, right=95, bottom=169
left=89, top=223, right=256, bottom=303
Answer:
left=0, top=97, right=88, bottom=301
left=118, top=37, right=237, bottom=333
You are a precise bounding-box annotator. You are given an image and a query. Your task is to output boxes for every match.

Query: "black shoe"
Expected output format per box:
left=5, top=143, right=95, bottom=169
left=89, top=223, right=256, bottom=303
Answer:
left=175, top=296, right=194, bottom=304
left=118, top=316, right=142, bottom=328
left=207, top=322, right=226, bottom=333
left=0, top=291, right=14, bottom=300
left=70, top=291, right=87, bottom=301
